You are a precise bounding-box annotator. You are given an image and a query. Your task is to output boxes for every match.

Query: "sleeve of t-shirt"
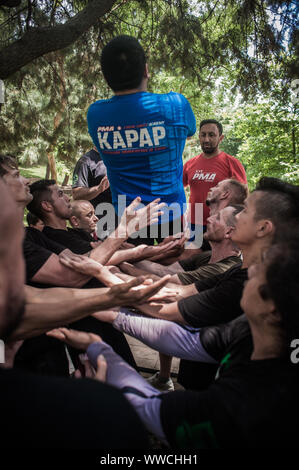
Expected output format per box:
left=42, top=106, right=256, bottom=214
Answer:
left=72, top=158, right=90, bottom=188
left=229, top=157, right=247, bottom=184
left=44, top=229, right=92, bottom=255
left=183, top=96, right=196, bottom=137
left=178, top=262, right=229, bottom=285
left=183, top=160, right=189, bottom=187
left=177, top=270, right=245, bottom=327
left=60, top=233, right=91, bottom=254
left=199, top=314, right=250, bottom=362
left=23, top=240, right=55, bottom=281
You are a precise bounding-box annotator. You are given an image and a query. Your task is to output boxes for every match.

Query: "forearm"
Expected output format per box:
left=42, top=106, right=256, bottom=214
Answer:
left=135, top=260, right=183, bottom=276
left=87, top=341, right=167, bottom=444
left=113, top=308, right=217, bottom=363
left=120, top=261, right=161, bottom=281
left=108, top=247, right=142, bottom=266
left=10, top=285, right=112, bottom=340
left=137, top=301, right=186, bottom=323
left=89, top=233, right=125, bottom=265
left=72, top=186, right=102, bottom=201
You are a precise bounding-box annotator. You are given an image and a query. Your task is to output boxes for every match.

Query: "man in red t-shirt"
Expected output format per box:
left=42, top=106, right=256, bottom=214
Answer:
left=183, top=119, right=247, bottom=238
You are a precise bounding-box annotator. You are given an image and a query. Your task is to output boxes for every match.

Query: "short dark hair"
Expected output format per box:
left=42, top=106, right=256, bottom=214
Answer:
left=253, top=177, right=299, bottom=231
left=262, top=234, right=299, bottom=345
left=26, top=212, right=41, bottom=226
left=27, top=179, right=56, bottom=221
left=199, top=119, right=223, bottom=135
left=0, top=154, right=18, bottom=176
left=225, top=179, right=248, bottom=204
left=225, top=204, right=245, bottom=227
left=101, top=35, right=146, bottom=92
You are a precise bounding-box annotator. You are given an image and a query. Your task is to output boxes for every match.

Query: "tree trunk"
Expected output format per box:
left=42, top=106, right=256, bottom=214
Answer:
left=47, top=152, right=57, bottom=181
left=46, top=52, right=68, bottom=182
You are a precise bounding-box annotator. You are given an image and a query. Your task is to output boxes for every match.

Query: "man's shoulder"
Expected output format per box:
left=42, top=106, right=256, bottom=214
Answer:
left=219, top=152, right=243, bottom=163
left=184, top=153, right=203, bottom=169
left=25, top=226, right=49, bottom=244
left=76, top=149, right=101, bottom=165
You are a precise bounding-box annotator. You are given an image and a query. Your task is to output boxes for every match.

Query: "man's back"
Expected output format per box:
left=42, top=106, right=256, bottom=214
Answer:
left=88, top=91, right=196, bottom=216
left=0, top=367, right=149, bottom=449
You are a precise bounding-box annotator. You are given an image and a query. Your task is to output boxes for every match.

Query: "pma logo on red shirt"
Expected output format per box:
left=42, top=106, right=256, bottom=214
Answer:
left=192, top=171, right=216, bottom=181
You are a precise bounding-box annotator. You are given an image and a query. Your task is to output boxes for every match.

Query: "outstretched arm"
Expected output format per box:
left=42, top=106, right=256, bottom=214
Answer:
left=9, top=276, right=171, bottom=340
left=46, top=327, right=168, bottom=444
left=89, top=197, right=165, bottom=265
left=93, top=308, right=217, bottom=363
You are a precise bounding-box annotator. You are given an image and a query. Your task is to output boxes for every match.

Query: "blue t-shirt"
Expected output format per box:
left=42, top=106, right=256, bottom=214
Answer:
left=87, top=91, right=196, bottom=219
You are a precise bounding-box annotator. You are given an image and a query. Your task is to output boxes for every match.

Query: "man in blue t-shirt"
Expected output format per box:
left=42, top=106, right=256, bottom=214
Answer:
left=87, top=35, right=196, bottom=243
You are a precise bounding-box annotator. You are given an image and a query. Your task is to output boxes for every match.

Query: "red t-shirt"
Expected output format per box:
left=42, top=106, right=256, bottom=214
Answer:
left=183, top=152, right=247, bottom=225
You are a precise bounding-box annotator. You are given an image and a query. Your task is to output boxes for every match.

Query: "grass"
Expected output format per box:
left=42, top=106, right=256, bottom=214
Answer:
left=19, top=165, right=46, bottom=180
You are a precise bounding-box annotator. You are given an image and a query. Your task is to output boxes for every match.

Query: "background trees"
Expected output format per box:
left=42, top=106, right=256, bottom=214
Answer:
left=0, top=0, right=298, bottom=185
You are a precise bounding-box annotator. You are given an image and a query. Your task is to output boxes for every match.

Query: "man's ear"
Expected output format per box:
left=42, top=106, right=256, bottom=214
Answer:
left=219, top=134, right=225, bottom=145
left=225, top=225, right=234, bottom=238
left=69, top=215, right=79, bottom=228
left=256, top=219, right=274, bottom=239
left=220, top=189, right=230, bottom=201
left=267, top=306, right=281, bottom=327
left=41, top=200, right=52, bottom=214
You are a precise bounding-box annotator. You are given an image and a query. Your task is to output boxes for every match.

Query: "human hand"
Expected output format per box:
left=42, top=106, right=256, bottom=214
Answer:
left=47, top=327, right=102, bottom=351
left=132, top=240, right=177, bottom=261
left=98, top=176, right=110, bottom=193
left=107, top=275, right=171, bottom=306
left=147, top=285, right=182, bottom=303
left=73, top=353, right=107, bottom=382
left=117, top=197, right=165, bottom=238
left=149, top=236, right=187, bottom=264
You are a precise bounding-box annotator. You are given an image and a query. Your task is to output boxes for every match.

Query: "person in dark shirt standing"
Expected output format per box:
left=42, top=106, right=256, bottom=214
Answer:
left=72, top=147, right=112, bottom=209
left=72, top=147, right=114, bottom=237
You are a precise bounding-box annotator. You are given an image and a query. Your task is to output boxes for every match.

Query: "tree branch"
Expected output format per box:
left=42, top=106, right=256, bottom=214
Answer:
left=0, top=0, right=118, bottom=79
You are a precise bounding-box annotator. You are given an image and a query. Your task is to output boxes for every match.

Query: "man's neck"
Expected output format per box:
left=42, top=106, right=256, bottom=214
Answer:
left=209, top=240, right=240, bottom=264
left=44, top=217, right=67, bottom=230
left=240, top=239, right=271, bottom=269
left=202, top=148, right=222, bottom=159
left=114, top=79, right=148, bottom=96
left=209, top=198, right=228, bottom=216
left=250, top=322, right=284, bottom=360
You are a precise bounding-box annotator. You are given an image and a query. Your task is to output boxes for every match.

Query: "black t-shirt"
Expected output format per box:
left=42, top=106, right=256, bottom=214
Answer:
left=43, top=225, right=92, bottom=254
left=20, top=228, right=137, bottom=374
left=68, top=227, right=99, bottom=242
left=72, top=149, right=112, bottom=210
left=0, top=367, right=149, bottom=449
left=178, top=265, right=248, bottom=328
left=161, top=357, right=299, bottom=448
left=200, top=314, right=253, bottom=363
left=179, top=251, right=211, bottom=271
left=24, top=227, right=66, bottom=283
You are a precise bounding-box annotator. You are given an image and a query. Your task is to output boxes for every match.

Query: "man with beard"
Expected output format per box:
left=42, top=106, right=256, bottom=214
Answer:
left=183, top=120, right=247, bottom=244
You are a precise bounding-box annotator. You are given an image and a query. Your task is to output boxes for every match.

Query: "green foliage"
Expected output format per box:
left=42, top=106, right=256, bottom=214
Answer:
left=0, top=0, right=298, bottom=190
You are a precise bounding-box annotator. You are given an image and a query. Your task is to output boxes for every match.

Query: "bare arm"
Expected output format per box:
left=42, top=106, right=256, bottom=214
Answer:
left=31, top=252, right=91, bottom=288
left=10, top=276, right=172, bottom=340
left=72, top=176, right=109, bottom=201
left=137, top=300, right=186, bottom=324
left=11, top=284, right=111, bottom=340
left=88, top=197, right=165, bottom=265
left=134, top=259, right=184, bottom=276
